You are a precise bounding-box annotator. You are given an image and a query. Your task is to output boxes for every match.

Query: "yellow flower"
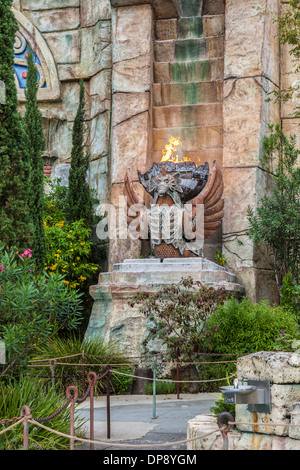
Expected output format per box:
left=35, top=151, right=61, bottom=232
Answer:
left=57, top=221, right=64, bottom=228
left=64, top=280, right=70, bottom=285
left=80, top=242, right=85, bottom=246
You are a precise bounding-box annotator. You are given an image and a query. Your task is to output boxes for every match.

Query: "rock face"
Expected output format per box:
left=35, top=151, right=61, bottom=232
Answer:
left=187, top=352, right=300, bottom=450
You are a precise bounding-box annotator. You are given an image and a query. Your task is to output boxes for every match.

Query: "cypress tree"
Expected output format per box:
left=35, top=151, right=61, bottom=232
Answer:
left=66, top=79, right=93, bottom=227
left=24, top=50, right=46, bottom=270
left=0, top=0, right=32, bottom=251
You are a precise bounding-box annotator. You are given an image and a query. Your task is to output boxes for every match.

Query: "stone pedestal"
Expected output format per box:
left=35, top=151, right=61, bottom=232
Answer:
left=86, top=258, right=244, bottom=357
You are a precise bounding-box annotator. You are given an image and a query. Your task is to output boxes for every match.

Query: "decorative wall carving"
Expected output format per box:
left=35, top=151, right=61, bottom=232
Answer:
left=12, top=8, right=61, bottom=102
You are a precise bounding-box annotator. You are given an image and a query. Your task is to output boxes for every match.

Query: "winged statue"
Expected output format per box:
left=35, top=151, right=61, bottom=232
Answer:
left=124, top=161, right=224, bottom=258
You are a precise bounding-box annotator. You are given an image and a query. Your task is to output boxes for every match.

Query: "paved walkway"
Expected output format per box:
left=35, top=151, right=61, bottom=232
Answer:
left=76, top=393, right=220, bottom=450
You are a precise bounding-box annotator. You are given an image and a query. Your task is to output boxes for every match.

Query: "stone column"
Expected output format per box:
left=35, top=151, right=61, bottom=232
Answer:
left=109, top=1, right=154, bottom=267
left=222, top=0, right=280, bottom=302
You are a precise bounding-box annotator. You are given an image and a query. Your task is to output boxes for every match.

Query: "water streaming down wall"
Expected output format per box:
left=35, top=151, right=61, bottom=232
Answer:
left=152, top=0, right=225, bottom=258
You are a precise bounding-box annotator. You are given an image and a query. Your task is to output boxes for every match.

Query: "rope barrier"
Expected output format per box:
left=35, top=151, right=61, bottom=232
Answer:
left=110, top=368, right=236, bottom=383
left=25, top=418, right=226, bottom=448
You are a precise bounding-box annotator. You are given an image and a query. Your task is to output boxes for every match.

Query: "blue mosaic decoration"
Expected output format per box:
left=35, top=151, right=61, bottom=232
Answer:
left=14, top=31, right=47, bottom=89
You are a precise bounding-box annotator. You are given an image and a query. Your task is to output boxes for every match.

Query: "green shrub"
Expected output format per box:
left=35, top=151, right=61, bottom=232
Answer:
left=30, top=335, right=134, bottom=396
left=0, top=245, right=83, bottom=368
left=144, top=380, right=177, bottom=395
left=206, top=297, right=299, bottom=354
left=0, top=374, right=86, bottom=450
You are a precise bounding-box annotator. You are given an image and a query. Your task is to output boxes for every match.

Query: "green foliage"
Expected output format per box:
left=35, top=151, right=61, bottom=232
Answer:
left=66, top=79, right=94, bottom=227
left=214, top=249, right=228, bottom=267
left=30, top=335, right=134, bottom=395
left=280, top=272, right=300, bottom=313
left=144, top=380, right=177, bottom=395
left=0, top=0, right=32, bottom=250
left=24, top=50, right=46, bottom=270
left=44, top=217, right=99, bottom=290
left=272, top=1, right=300, bottom=117
left=131, top=277, right=232, bottom=361
left=0, top=245, right=83, bottom=367
left=206, top=297, right=299, bottom=355
left=0, top=374, right=86, bottom=450
left=247, top=124, right=300, bottom=291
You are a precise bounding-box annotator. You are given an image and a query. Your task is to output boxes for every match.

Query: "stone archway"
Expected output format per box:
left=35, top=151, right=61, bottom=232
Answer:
left=12, top=7, right=61, bottom=102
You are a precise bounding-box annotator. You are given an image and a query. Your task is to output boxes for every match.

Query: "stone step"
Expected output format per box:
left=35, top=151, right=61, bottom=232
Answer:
left=202, top=0, right=225, bottom=16
left=153, top=81, right=223, bottom=106
left=98, top=269, right=239, bottom=287
left=154, top=58, right=224, bottom=84
left=154, top=37, right=224, bottom=63
left=178, top=0, right=204, bottom=18
left=153, top=103, right=222, bottom=128
left=178, top=16, right=204, bottom=39
left=153, top=125, right=223, bottom=151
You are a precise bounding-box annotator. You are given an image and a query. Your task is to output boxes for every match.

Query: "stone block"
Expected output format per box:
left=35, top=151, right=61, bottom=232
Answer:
left=155, top=19, right=178, bottom=41
left=29, top=8, right=80, bottom=33
left=154, top=63, right=171, bottom=84
left=237, top=352, right=300, bottom=385
left=112, top=53, right=152, bottom=93
left=154, top=41, right=175, bottom=63
left=153, top=82, right=220, bottom=106
left=202, top=0, right=225, bottom=15
left=111, top=111, right=150, bottom=184
left=203, top=15, right=225, bottom=38
left=174, top=39, right=207, bottom=62
left=89, top=69, right=112, bottom=120
left=23, top=0, right=79, bottom=9
left=112, top=92, right=150, bottom=127
left=89, top=111, right=111, bottom=160
left=282, top=118, right=300, bottom=150
left=170, top=60, right=211, bottom=83
left=153, top=103, right=222, bottom=129
left=290, top=403, right=300, bottom=440
left=49, top=119, right=73, bottom=163
left=112, top=4, right=153, bottom=63
left=89, top=157, right=109, bottom=203
left=80, top=0, right=111, bottom=26
left=43, top=30, right=80, bottom=64
left=178, top=17, right=203, bottom=40
left=187, top=415, right=241, bottom=450
left=223, top=78, right=263, bottom=167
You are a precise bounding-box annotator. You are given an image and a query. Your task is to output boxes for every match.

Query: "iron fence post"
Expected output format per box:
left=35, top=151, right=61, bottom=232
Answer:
left=66, top=385, right=79, bottom=450
left=152, top=356, right=157, bottom=419
left=106, top=365, right=111, bottom=439
left=21, top=406, right=31, bottom=450
left=87, top=372, right=97, bottom=450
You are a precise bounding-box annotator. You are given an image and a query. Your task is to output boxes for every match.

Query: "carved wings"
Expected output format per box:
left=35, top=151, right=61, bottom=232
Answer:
left=124, top=169, right=146, bottom=228
left=188, top=161, right=224, bottom=239
left=124, top=160, right=224, bottom=240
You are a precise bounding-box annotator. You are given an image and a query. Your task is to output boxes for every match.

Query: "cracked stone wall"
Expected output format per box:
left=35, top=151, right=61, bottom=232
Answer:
left=14, top=0, right=112, bottom=205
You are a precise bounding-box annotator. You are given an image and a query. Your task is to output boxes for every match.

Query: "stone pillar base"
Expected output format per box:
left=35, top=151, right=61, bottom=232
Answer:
left=86, top=258, right=244, bottom=357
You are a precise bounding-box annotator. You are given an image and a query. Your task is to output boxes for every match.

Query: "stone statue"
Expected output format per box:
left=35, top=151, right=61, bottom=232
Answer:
left=124, top=160, right=224, bottom=258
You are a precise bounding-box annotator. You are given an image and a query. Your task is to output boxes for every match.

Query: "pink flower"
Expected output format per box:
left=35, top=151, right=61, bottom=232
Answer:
left=0, top=265, right=4, bottom=272
left=21, top=249, right=33, bottom=258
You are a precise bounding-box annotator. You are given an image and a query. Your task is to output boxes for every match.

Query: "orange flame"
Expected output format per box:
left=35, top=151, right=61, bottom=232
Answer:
left=160, top=137, right=192, bottom=164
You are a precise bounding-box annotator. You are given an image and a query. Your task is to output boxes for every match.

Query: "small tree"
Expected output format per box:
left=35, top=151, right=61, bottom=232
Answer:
left=66, top=79, right=93, bottom=227
left=0, top=0, right=32, bottom=251
left=24, top=50, right=46, bottom=270
left=247, top=124, right=300, bottom=293
left=130, top=277, right=231, bottom=361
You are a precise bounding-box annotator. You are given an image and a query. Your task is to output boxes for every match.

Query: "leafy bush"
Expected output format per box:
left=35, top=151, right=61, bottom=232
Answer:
left=30, top=335, right=134, bottom=396
left=0, top=245, right=83, bottom=367
left=131, top=276, right=231, bottom=361
left=0, top=374, right=86, bottom=450
left=44, top=218, right=99, bottom=289
left=206, top=297, right=299, bottom=354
